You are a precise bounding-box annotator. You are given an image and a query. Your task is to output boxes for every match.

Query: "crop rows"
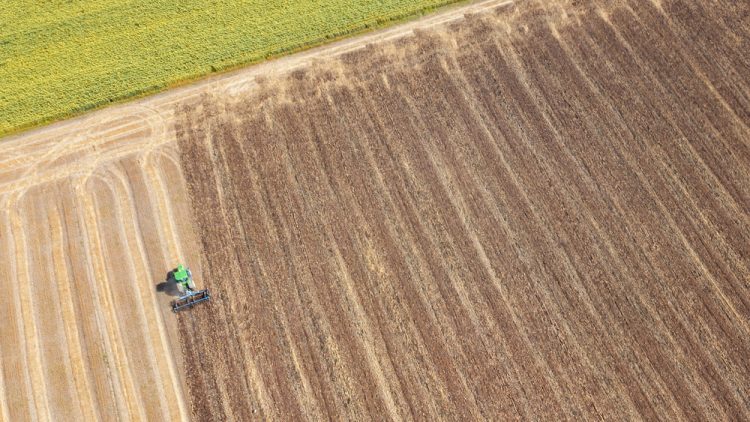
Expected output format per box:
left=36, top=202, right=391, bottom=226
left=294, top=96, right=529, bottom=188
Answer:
left=175, top=0, right=750, bottom=419
left=0, top=147, right=196, bottom=420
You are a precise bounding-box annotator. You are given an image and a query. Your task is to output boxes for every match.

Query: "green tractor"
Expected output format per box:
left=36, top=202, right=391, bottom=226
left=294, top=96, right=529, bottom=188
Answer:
left=171, top=264, right=210, bottom=312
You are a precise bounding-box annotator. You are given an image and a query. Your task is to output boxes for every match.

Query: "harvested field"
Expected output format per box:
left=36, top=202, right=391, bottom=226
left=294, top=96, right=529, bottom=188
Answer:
left=176, top=0, right=750, bottom=420
left=0, top=134, right=198, bottom=420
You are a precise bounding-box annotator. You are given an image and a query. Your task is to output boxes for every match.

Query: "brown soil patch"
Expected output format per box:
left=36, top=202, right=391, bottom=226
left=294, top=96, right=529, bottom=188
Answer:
left=176, top=0, right=750, bottom=420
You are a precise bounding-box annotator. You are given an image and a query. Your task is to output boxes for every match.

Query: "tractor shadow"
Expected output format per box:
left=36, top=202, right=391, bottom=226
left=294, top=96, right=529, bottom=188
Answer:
left=156, top=271, right=182, bottom=297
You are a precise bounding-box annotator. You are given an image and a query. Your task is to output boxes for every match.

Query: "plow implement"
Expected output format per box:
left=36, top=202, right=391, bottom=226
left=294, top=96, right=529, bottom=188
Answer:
left=172, top=289, right=210, bottom=312
left=170, top=263, right=211, bottom=312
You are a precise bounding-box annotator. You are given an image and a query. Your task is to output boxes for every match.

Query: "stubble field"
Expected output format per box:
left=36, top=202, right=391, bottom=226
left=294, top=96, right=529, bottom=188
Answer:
left=176, top=0, right=750, bottom=420
left=0, top=0, right=465, bottom=137
left=0, top=115, right=198, bottom=420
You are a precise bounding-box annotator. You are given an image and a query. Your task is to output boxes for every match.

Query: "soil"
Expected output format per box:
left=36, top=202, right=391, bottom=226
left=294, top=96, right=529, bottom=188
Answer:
left=175, top=0, right=750, bottom=419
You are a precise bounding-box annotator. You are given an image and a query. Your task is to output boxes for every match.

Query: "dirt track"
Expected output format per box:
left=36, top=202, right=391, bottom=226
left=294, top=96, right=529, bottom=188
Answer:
left=176, top=0, right=750, bottom=420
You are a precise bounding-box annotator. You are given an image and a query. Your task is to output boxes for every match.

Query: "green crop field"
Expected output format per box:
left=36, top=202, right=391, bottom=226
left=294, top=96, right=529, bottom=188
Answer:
left=0, top=0, right=462, bottom=137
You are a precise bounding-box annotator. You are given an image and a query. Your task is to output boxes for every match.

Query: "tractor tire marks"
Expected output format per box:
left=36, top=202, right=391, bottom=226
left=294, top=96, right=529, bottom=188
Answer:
left=0, top=147, right=193, bottom=420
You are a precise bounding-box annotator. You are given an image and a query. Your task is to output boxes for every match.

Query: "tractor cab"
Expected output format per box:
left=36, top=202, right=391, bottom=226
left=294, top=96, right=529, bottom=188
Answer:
left=170, top=263, right=209, bottom=312
left=174, top=264, right=189, bottom=282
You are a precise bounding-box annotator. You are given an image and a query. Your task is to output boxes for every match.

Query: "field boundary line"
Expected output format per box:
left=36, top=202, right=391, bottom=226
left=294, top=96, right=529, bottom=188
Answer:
left=0, top=0, right=514, bottom=152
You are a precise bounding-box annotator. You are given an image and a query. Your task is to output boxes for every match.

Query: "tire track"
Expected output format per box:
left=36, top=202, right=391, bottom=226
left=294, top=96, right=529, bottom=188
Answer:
left=400, top=53, right=639, bottom=418
left=340, top=79, right=532, bottom=419
left=0, top=198, right=35, bottom=422
left=220, top=114, right=314, bottom=420
left=508, top=15, right=748, bottom=416
left=546, top=12, right=750, bottom=412
left=175, top=110, right=265, bottom=421
left=276, top=102, right=415, bottom=420
left=319, top=85, right=516, bottom=418
left=91, top=169, right=167, bottom=421
left=23, top=187, right=84, bottom=421
left=395, top=61, right=607, bottom=417
left=77, top=175, right=142, bottom=421
left=519, top=17, right=750, bottom=414
left=47, top=186, right=98, bottom=421
left=56, top=178, right=121, bottom=421
left=456, top=20, right=699, bottom=418
left=444, top=32, right=648, bottom=417
left=218, top=120, right=325, bottom=420
left=501, top=26, right=725, bottom=418
left=9, top=190, right=50, bottom=422
left=296, top=96, right=469, bottom=417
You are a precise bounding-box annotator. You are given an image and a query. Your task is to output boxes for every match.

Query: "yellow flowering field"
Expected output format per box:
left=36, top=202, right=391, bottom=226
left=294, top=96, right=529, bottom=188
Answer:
left=0, top=0, right=459, bottom=137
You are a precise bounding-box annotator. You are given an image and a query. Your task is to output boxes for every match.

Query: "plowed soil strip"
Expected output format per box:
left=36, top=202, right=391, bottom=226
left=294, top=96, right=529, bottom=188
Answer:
left=175, top=0, right=750, bottom=419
